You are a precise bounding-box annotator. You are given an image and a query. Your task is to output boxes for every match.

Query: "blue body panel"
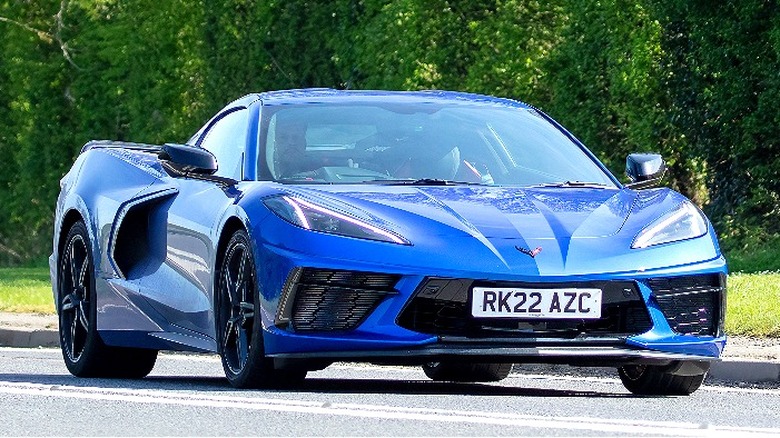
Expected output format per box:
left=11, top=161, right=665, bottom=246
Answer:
left=51, top=89, right=727, bottom=366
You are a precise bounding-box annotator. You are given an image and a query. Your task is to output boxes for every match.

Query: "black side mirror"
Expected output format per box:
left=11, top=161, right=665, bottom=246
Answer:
left=625, top=153, right=666, bottom=189
left=159, top=143, right=218, bottom=175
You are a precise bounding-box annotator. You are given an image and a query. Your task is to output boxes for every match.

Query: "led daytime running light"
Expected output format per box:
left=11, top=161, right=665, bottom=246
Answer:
left=632, top=202, right=707, bottom=249
left=283, top=196, right=310, bottom=229
left=281, top=196, right=407, bottom=245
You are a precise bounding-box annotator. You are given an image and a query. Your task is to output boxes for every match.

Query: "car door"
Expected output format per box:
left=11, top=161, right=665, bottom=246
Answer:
left=136, top=108, right=250, bottom=347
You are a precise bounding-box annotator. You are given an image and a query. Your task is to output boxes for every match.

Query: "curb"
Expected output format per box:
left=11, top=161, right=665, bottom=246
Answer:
left=709, top=359, right=780, bottom=383
left=0, top=327, right=59, bottom=349
left=1, top=326, right=778, bottom=383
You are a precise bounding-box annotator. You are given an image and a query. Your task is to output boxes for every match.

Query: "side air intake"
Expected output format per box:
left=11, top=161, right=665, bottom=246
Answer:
left=110, top=189, right=176, bottom=279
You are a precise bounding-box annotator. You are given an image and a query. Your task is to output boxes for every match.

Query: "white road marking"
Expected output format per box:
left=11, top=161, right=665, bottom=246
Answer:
left=3, top=348, right=779, bottom=396
left=0, top=381, right=777, bottom=437
left=327, top=363, right=780, bottom=396
left=6, top=346, right=780, bottom=396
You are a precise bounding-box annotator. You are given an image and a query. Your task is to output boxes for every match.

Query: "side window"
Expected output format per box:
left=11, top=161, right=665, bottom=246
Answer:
left=199, top=109, right=248, bottom=180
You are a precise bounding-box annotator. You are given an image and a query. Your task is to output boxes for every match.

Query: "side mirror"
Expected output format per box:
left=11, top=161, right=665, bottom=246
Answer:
left=159, top=143, right=218, bottom=175
left=625, top=153, right=666, bottom=189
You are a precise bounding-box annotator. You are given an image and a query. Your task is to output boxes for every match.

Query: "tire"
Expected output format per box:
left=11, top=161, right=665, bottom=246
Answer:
left=217, top=229, right=306, bottom=388
left=618, top=362, right=707, bottom=395
left=57, top=220, right=157, bottom=378
left=422, top=361, right=512, bottom=382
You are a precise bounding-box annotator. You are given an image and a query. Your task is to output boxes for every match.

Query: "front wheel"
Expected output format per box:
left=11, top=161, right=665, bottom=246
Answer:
left=58, top=220, right=157, bottom=378
left=217, top=230, right=306, bottom=388
left=618, top=361, right=709, bottom=395
left=422, top=361, right=512, bottom=382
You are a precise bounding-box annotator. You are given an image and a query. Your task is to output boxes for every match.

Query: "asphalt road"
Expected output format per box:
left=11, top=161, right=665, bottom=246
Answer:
left=1, top=348, right=779, bottom=436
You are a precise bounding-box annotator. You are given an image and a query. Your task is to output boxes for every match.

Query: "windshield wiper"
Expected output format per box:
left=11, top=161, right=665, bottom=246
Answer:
left=276, top=176, right=330, bottom=184
left=531, top=181, right=611, bottom=189
left=369, top=178, right=487, bottom=186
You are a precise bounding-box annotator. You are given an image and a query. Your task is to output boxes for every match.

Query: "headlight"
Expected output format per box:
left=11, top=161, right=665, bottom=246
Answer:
left=631, top=202, right=708, bottom=249
left=264, top=195, right=410, bottom=245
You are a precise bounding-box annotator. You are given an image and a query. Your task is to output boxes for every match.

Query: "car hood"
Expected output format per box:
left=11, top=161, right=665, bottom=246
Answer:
left=285, top=185, right=636, bottom=240
left=256, top=184, right=719, bottom=275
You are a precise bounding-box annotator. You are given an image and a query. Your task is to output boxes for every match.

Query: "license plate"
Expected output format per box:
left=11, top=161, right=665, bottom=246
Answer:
left=471, top=287, right=602, bottom=319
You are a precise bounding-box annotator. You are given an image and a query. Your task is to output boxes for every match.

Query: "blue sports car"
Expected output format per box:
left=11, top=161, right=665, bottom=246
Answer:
left=51, top=89, right=726, bottom=395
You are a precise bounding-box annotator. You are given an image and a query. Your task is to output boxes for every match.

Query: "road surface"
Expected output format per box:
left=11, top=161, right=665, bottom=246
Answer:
left=0, top=348, right=778, bottom=436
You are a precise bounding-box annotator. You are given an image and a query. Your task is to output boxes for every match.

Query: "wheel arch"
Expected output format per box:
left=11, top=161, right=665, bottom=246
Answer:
left=56, top=209, right=89, bottom=270
left=212, top=215, right=250, bottom=354
left=213, top=216, right=250, bottom=313
left=215, top=216, right=248, bottom=278
left=53, top=209, right=85, bottom=315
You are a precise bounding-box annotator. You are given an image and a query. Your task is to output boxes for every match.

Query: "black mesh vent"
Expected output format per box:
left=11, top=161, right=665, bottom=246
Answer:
left=299, top=269, right=398, bottom=289
left=397, top=278, right=653, bottom=338
left=289, top=268, right=400, bottom=332
left=649, top=274, right=725, bottom=336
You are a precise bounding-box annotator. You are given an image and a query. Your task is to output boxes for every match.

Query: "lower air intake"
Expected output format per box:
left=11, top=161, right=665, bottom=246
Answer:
left=280, top=268, right=400, bottom=332
left=649, top=274, right=725, bottom=336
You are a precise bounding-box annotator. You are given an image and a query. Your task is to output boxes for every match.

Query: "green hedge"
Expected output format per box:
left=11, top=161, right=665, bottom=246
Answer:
left=0, top=0, right=778, bottom=265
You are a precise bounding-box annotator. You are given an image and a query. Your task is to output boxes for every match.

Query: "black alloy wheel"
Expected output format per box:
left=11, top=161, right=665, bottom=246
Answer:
left=59, top=224, right=91, bottom=365
left=618, top=363, right=706, bottom=395
left=220, top=232, right=257, bottom=377
left=58, top=220, right=157, bottom=378
left=218, top=229, right=306, bottom=388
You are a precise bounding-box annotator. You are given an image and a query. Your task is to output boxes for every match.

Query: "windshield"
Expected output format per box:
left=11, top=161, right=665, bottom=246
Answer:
left=259, top=102, right=617, bottom=188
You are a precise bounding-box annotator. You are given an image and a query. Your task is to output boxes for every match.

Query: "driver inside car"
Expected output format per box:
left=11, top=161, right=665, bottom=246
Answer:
left=274, top=123, right=313, bottom=178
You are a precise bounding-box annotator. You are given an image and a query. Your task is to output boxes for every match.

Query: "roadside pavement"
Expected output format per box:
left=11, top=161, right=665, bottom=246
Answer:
left=0, top=311, right=777, bottom=384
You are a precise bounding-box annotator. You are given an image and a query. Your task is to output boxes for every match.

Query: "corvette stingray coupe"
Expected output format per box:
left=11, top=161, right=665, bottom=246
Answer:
left=51, top=89, right=727, bottom=395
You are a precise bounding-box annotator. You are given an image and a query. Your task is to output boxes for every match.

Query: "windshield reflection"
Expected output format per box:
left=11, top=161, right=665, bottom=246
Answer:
left=260, top=103, right=616, bottom=188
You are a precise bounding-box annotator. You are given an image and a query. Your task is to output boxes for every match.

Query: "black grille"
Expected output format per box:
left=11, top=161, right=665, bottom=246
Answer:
left=649, top=274, right=725, bottom=336
left=283, top=268, right=400, bottom=332
left=299, top=269, right=398, bottom=289
left=397, top=278, right=653, bottom=338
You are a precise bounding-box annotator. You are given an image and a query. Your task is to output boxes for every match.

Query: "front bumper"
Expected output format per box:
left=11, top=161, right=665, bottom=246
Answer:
left=268, top=337, right=721, bottom=368
left=258, top=239, right=728, bottom=361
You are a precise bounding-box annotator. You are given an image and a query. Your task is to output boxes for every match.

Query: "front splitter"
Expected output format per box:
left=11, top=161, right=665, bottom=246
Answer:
left=267, top=342, right=719, bottom=367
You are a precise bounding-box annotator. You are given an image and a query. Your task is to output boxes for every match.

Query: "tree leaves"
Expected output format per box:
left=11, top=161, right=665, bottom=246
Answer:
left=0, top=0, right=777, bottom=263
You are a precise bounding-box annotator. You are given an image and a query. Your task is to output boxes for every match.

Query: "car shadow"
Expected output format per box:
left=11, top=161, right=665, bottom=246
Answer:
left=257, top=377, right=634, bottom=398
left=0, top=373, right=639, bottom=398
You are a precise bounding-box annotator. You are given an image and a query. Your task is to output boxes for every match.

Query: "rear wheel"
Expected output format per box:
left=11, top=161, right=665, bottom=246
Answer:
left=618, top=362, right=708, bottom=395
left=217, top=229, right=306, bottom=388
left=58, top=220, right=157, bottom=378
left=422, top=361, right=512, bottom=382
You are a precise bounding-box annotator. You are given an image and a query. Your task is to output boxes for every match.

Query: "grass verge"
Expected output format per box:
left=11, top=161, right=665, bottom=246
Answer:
left=0, top=267, right=55, bottom=313
left=726, top=272, right=780, bottom=337
left=0, top=267, right=778, bottom=337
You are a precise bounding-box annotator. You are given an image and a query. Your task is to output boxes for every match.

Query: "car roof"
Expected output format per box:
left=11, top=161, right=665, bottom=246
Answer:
left=232, top=89, right=532, bottom=110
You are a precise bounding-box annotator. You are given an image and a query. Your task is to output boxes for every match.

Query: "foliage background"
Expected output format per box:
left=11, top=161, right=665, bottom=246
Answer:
left=0, top=0, right=778, bottom=267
